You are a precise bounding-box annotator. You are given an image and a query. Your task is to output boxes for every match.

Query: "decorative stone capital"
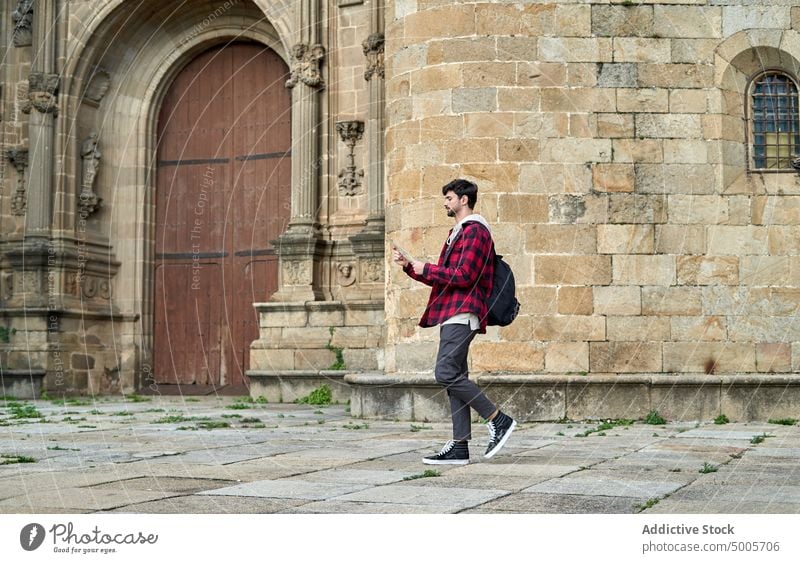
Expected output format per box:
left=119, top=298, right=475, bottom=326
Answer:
left=7, top=148, right=29, bottom=171
left=11, top=0, right=33, bottom=47
left=23, top=72, right=60, bottom=115
left=286, top=43, right=326, bottom=89
left=362, top=32, right=385, bottom=81
left=335, top=120, right=364, bottom=147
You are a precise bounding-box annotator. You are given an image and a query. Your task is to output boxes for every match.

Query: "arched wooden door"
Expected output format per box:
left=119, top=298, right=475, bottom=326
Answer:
left=154, top=43, right=291, bottom=390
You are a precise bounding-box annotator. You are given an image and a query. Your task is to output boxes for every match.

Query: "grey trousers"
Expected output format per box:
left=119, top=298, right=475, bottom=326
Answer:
left=434, top=323, right=497, bottom=441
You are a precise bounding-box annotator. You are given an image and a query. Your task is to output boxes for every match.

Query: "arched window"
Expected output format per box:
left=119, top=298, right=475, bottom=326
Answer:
left=750, top=71, right=800, bottom=170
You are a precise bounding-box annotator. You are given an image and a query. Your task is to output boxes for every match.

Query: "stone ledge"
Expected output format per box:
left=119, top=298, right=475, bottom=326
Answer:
left=345, top=372, right=800, bottom=422
left=247, top=370, right=350, bottom=404
left=0, top=368, right=47, bottom=399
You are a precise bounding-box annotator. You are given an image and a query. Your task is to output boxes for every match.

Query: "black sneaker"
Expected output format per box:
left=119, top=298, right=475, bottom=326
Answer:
left=484, top=412, right=516, bottom=458
left=423, top=440, right=469, bottom=465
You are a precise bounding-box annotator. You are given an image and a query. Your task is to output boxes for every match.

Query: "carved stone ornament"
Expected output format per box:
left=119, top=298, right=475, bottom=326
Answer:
left=11, top=0, right=33, bottom=47
left=284, top=260, right=311, bottom=285
left=362, top=33, right=385, bottom=81
left=285, top=43, right=326, bottom=89
left=362, top=259, right=384, bottom=283
left=23, top=72, right=60, bottom=115
left=337, top=262, right=356, bottom=287
left=336, top=120, right=365, bottom=196
left=7, top=148, right=29, bottom=216
left=84, top=68, right=111, bottom=104
left=78, top=133, right=103, bottom=217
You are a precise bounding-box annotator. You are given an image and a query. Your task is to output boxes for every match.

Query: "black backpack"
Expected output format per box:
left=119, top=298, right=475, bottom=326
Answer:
left=487, top=245, right=521, bottom=326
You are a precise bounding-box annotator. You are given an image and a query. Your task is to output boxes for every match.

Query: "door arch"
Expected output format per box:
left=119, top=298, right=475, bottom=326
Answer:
left=154, top=42, right=291, bottom=390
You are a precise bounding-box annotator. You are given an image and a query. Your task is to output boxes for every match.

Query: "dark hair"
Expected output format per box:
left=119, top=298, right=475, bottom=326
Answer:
left=441, top=179, right=478, bottom=209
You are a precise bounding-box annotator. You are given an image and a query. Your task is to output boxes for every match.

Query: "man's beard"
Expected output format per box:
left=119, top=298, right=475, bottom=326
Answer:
left=446, top=208, right=455, bottom=217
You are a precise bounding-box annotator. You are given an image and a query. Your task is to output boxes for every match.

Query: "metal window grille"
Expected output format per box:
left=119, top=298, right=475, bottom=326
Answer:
left=751, top=72, right=800, bottom=170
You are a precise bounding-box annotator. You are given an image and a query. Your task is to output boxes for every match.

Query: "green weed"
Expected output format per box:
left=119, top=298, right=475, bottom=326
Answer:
left=403, top=469, right=441, bottom=481
left=714, top=414, right=729, bottom=425
left=643, top=410, right=666, bottom=425
left=768, top=418, right=797, bottom=426
left=699, top=462, right=718, bottom=474
left=343, top=422, right=369, bottom=430
left=295, top=384, right=333, bottom=406
left=0, top=454, right=36, bottom=465
left=410, top=424, right=433, bottom=432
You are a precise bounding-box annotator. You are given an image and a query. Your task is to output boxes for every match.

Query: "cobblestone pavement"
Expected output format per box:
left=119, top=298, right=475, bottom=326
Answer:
left=1, top=396, right=799, bottom=514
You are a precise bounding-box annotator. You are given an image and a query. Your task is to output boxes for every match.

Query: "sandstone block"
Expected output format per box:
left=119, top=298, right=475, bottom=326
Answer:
left=549, top=194, right=609, bottom=225
left=596, top=114, right=634, bottom=138
left=461, top=62, right=518, bottom=88
left=555, top=5, right=591, bottom=37
left=592, top=5, right=653, bottom=37
left=597, top=63, right=637, bottom=88
left=540, top=88, right=617, bottom=113
left=671, top=316, right=727, bottom=342
left=708, top=226, right=768, bottom=255
left=727, top=316, right=800, bottom=344
left=538, top=37, right=613, bottom=63
left=668, top=195, right=728, bottom=224
left=590, top=342, right=662, bottom=373
left=498, top=194, right=548, bottom=223
left=612, top=38, right=671, bottom=63
left=566, top=63, right=599, bottom=87
left=701, top=286, right=770, bottom=317
left=607, top=316, right=671, bottom=341
left=530, top=315, right=606, bottom=342
left=535, top=255, right=612, bottom=285
left=476, top=3, right=555, bottom=37
left=517, top=287, right=558, bottom=316
left=663, top=139, right=709, bottom=164
left=638, top=64, right=713, bottom=89
left=663, top=343, right=755, bottom=373
left=617, top=88, right=669, bottom=113
left=671, top=39, right=720, bottom=64
left=641, top=287, right=702, bottom=316
left=452, top=88, right=497, bottom=113
left=613, top=255, right=676, bottom=285
left=609, top=194, right=667, bottom=224
left=636, top=114, right=702, bottom=139
left=635, top=164, right=716, bottom=195
left=653, top=6, right=722, bottom=38
left=655, top=225, right=706, bottom=254
left=496, top=37, right=540, bottom=62
left=557, top=286, right=594, bottom=315
left=464, top=113, right=514, bottom=138
left=411, top=90, right=449, bottom=120
left=497, top=88, right=541, bottom=112
left=739, top=256, right=790, bottom=287
left=668, top=90, right=708, bottom=113
left=410, top=65, right=461, bottom=94
left=499, top=139, right=540, bottom=162
left=545, top=342, right=589, bottom=373
left=597, top=224, right=654, bottom=254
left=471, top=342, right=545, bottom=372
left=540, top=138, right=612, bottom=163
left=433, top=37, right=497, bottom=64
left=756, top=343, right=792, bottom=373
left=676, top=256, right=739, bottom=286
left=611, top=139, right=663, bottom=163
left=404, top=5, right=476, bottom=40
left=592, top=163, right=635, bottom=193
left=769, top=226, right=800, bottom=255
left=525, top=224, right=597, bottom=254
left=753, top=195, right=800, bottom=225
left=443, top=138, right=496, bottom=164
left=722, top=6, right=790, bottom=38
left=593, top=286, right=642, bottom=316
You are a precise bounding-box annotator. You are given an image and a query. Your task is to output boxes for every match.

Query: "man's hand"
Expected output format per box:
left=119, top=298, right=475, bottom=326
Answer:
left=410, top=260, right=425, bottom=276
left=392, top=249, right=409, bottom=267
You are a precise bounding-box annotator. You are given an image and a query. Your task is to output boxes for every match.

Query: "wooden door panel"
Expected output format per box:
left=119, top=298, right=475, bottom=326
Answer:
left=154, top=43, right=291, bottom=389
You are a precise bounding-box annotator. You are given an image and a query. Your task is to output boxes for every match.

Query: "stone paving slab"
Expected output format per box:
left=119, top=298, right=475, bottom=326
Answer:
left=2, top=398, right=800, bottom=514
left=198, top=479, right=372, bottom=500
left=334, top=484, right=510, bottom=510
left=523, top=474, right=685, bottom=499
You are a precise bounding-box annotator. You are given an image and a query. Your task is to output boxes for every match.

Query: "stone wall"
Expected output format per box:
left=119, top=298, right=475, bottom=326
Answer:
left=384, top=1, right=800, bottom=378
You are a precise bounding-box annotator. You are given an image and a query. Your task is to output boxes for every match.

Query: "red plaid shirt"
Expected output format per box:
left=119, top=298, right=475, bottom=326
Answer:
left=404, top=221, right=495, bottom=333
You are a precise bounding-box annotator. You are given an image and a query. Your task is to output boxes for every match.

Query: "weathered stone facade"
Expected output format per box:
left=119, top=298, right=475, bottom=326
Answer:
left=3, top=1, right=800, bottom=419
left=361, top=0, right=800, bottom=419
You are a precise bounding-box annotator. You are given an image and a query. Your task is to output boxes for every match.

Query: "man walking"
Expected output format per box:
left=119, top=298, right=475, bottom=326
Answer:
left=393, top=179, right=516, bottom=465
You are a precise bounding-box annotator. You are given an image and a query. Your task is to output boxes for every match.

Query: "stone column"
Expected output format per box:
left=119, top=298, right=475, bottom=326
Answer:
left=23, top=0, right=58, bottom=240
left=348, top=1, right=385, bottom=280
left=361, top=5, right=385, bottom=233
left=272, top=0, right=326, bottom=302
